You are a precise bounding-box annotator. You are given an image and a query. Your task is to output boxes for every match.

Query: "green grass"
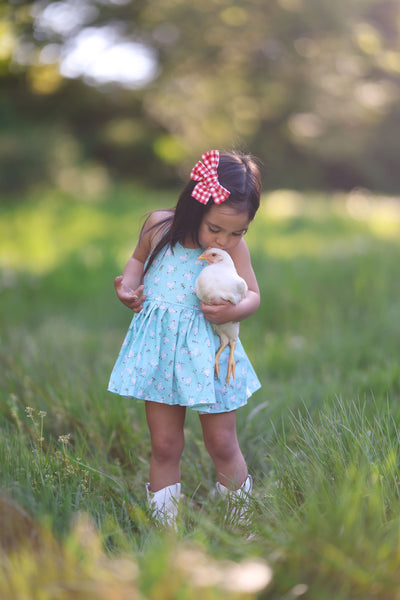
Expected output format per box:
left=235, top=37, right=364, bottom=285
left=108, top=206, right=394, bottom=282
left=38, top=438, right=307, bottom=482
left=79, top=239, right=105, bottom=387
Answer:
left=1, top=185, right=400, bottom=598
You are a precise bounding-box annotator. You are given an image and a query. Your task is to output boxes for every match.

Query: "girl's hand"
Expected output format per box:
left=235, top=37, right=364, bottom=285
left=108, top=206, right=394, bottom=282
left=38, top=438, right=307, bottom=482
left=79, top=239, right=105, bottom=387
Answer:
left=114, top=276, right=146, bottom=312
left=200, top=299, right=237, bottom=325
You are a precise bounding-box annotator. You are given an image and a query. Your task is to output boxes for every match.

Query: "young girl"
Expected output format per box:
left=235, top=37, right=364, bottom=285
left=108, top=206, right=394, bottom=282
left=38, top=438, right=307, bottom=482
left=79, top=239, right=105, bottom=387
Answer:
left=108, top=150, right=262, bottom=527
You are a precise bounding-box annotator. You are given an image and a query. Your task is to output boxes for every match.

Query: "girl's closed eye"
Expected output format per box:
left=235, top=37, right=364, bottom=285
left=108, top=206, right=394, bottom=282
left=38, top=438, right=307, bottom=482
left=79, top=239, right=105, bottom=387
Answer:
left=208, top=225, right=247, bottom=236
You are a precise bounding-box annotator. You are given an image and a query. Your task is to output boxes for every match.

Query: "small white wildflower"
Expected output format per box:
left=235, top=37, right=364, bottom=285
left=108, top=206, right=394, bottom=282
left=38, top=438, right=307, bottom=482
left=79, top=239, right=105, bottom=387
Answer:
left=58, top=433, right=71, bottom=445
left=38, top=411, right=47, bottom=418
left=25, top=406, right=34, bottom=418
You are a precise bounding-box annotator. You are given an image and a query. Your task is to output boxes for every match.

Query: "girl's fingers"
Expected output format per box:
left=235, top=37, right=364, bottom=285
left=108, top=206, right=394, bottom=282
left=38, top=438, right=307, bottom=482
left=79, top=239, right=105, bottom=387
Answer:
left=114, top=277, right=146, bottom=310
left=131, top=294, right=146, bottom=312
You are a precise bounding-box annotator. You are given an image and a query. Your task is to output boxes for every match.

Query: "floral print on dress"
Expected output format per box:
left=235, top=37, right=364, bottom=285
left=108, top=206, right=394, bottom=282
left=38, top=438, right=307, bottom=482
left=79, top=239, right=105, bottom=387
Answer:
left=108, top=243, right=261, bottom=413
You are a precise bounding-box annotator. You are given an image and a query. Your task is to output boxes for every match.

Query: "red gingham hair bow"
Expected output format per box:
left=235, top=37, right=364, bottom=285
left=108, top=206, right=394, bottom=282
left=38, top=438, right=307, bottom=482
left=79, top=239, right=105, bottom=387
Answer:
left=190, top=150, right=230, bottom=205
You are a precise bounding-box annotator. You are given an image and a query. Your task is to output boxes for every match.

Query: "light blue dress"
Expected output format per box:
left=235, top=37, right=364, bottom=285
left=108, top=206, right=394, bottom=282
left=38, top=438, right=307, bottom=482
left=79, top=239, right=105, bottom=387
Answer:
left=108, top=243, right=261, bottom=413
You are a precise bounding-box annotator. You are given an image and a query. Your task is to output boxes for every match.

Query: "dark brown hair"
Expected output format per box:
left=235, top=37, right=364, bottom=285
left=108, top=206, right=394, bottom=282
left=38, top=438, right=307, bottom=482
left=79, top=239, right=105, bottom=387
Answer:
left=143, top=152, right=261, bottom=274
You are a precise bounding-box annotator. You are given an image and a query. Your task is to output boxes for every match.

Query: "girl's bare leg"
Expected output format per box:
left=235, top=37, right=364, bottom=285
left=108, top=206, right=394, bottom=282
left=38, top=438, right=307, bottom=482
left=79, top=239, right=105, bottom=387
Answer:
left=145, top=402, right=186, bottom=492
left=199, top=410, right=248, bottom=490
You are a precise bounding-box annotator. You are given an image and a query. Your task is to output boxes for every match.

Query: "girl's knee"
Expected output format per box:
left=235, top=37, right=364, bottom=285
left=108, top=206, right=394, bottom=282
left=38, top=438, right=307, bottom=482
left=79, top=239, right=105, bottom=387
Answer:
left=151, top=431, right=185, bottom=463
left=203, top=429, right=239, bottom=463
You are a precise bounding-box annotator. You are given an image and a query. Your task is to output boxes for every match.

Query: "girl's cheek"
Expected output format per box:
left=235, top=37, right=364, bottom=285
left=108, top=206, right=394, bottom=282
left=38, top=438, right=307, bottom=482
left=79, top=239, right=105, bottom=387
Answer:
left=227, top=236, right=243, bottom=250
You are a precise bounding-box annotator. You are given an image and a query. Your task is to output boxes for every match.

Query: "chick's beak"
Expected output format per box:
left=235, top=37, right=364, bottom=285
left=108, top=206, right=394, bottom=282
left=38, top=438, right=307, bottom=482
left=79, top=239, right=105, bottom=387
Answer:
left=198, top=248, right=212, bottom=263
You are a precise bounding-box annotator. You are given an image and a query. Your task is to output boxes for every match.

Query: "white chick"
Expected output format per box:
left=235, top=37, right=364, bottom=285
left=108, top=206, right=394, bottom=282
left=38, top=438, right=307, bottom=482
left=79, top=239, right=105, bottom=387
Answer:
left=195, top=247, right=248, bottom=384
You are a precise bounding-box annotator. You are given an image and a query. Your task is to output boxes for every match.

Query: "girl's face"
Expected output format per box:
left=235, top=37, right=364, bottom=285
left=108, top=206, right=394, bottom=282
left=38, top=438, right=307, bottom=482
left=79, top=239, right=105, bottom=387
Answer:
left=197, top=204, right=250, bottom=252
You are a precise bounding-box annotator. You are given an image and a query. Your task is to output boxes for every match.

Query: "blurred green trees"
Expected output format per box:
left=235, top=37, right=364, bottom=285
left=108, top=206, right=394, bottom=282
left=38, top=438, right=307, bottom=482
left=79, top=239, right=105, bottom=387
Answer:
left=1, top=0, right=400, bottom=195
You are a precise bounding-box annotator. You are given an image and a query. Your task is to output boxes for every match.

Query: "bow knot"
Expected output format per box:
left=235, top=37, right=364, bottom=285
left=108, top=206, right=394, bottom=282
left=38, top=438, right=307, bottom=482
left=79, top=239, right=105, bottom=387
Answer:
left=190, top=150, right=230, bottom=205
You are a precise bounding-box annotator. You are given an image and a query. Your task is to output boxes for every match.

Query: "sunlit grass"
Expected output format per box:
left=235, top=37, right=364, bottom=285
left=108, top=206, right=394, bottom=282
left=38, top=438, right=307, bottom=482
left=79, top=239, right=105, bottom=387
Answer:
left=255, top=189, right=400, bottom=259
left=1, top=186, right=399, bottom=276
left=0, top=186, right=173, bottom=274
left=257, top=398, right=400, bottom=597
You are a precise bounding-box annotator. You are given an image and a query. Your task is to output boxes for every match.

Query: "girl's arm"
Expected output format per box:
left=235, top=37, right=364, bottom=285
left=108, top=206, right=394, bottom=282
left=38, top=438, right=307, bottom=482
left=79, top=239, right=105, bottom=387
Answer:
left=200, top=239, right=260, bottom=325
left=114, top=210, right=170, bottom=312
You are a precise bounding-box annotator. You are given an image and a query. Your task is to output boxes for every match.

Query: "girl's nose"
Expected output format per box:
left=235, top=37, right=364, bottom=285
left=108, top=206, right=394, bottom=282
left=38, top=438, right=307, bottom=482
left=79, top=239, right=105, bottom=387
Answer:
left=215, top=233, right=228, bottom=248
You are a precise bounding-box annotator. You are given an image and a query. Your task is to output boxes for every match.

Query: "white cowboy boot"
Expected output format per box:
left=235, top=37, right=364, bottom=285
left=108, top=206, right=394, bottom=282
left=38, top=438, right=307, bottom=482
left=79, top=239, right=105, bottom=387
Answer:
left=146, top=482, right=181, bottom=529
left=216, top=474, right=253, bottom=524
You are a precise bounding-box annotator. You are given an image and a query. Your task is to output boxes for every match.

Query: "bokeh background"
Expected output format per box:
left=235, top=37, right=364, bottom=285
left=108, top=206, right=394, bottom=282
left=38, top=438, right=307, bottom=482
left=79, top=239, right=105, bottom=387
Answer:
left=2, top=0, right=400, bottom=197
left=2, top=4, right=400, bottom=598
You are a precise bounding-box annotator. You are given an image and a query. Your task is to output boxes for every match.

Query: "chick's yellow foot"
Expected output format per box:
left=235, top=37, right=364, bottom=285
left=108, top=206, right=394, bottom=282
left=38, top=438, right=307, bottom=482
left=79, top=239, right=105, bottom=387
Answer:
left=214, top=341, right=237, bottom=385
left=226, top=341, right=237, bottom=385
left=214, top=343, right=227, bottom=381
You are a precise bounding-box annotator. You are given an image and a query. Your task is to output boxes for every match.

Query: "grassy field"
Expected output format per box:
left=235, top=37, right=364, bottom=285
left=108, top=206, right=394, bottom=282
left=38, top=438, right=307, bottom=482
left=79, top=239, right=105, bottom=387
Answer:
left=1, top=185, right=400, bottom=598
